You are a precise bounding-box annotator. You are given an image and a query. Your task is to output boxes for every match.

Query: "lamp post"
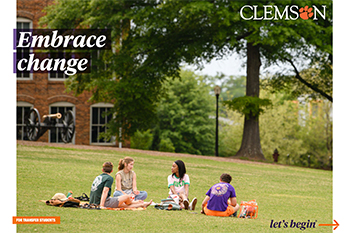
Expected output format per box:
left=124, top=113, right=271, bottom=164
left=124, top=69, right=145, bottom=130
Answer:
left=214, top=85, right=221, bottom=157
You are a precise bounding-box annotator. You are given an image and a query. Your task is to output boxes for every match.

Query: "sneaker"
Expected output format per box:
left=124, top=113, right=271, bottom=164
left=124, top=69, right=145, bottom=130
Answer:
left=183, top=199, right=189, bottom=210
left=189, top=197, right=197, bottom=210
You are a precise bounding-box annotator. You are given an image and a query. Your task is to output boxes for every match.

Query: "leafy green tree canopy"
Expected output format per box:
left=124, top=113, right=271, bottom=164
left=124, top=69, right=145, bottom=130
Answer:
left=40, top=0, right=174, bottom=139
left=40, top=0, right=332, bottom=154
left=223, top=96, right=272, bottom=119
left=153, top=70, right=215, bottom=155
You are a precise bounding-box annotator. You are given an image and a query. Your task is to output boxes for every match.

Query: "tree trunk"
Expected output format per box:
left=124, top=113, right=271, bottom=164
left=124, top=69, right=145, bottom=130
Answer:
left=234, top=42, right=265, bottom=160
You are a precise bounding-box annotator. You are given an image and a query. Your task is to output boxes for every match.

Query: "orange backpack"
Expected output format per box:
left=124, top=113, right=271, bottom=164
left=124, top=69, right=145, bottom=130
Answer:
left=238, top=200, right=258, bottom=219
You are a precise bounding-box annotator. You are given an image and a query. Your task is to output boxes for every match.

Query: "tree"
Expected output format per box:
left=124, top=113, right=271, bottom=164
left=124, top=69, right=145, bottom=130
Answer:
left=296, top=99, right=333, bottom=168
left=41, top=0, right=332, bottom=159
left=218, top=110, right=243, bottom=157
left=220, top=91, right=306, bottom=160
left=258, top=91, right=307, bottom=163
left=220, top=75, right=246, bottom=101
left=221, top=89, right=332, bottom=168
left=129, top=0, right=332, bottom=160
left=203, top=73, right=246, bottom=101
left=130, top=129, right=153, bottom=150
left=40, top=0, right=171, bottom=140
left=262, top=62, right=333, bottom=101
left=152, top=70, right=215, bottom=155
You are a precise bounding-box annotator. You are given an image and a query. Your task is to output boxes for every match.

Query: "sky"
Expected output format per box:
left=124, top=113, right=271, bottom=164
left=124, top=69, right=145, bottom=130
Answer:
left=186, top=52, right=288, bottom=82
left=188, top=53, right=247, bottom=77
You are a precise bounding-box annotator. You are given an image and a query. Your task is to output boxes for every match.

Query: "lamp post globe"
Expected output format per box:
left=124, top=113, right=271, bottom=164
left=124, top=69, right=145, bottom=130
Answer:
left=214, top=85, right=221, bottom=96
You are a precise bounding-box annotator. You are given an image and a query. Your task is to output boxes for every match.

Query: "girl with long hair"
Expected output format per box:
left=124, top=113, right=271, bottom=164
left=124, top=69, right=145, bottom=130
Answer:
left=113, top=157, right=148, bottom=201
left=167, top=160, right=197, bottom=210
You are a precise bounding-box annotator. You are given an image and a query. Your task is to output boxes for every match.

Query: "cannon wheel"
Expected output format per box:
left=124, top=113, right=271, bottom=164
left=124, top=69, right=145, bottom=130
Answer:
left=60, top=110, right=75, bottom=143
left=25, top=108, right=41, bottom=141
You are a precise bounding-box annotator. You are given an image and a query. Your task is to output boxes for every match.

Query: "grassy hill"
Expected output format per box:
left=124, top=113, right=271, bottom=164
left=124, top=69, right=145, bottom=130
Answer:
left=16, top=144, right=332, bottom=232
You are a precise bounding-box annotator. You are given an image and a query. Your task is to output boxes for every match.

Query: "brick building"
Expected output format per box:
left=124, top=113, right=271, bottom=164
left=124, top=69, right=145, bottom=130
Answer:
left=16, top=0, right=121, bottom=146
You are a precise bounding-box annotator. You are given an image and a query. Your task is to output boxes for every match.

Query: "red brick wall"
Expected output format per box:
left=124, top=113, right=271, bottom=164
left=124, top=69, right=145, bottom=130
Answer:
left=16, top=0, right=124, bottom=146
left=17, top=0, right=53, bottom=28
left=16, top=67, right=93, bottom=144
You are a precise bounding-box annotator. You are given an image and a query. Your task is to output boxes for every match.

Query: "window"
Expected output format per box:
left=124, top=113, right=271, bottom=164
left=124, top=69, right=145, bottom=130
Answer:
left=49, top=103, right=75, bottom=143
left=48, top=70, right=68, bottom=80
left=16, top=18, right=32, bottom=80
left=90, top=103, right=115, bottom=144
left=17, top=102, right=33, bottom=140
left=48, top=51, right=68, bottom=80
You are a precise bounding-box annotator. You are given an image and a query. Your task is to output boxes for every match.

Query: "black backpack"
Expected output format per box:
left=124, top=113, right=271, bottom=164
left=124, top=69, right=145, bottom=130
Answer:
left=46, top=198, right=80, bottom=208
left=74, top=193, right=90, bottom=201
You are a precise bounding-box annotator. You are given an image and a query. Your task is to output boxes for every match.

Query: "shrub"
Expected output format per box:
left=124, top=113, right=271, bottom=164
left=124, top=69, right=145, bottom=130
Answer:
left=130, top=129, right=153, bottom=150
left=158, top=138, right=175, bottom=152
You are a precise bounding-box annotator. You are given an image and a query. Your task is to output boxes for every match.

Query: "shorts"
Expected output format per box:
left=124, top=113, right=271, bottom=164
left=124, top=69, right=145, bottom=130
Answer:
left=204, top=203, right=235, bottom=217
left=104, top=197, right=120, bottom=208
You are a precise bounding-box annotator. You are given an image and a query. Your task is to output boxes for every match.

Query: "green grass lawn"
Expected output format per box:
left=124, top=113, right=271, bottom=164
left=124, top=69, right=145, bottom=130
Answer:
left=16, top=144, right=332, bottom=232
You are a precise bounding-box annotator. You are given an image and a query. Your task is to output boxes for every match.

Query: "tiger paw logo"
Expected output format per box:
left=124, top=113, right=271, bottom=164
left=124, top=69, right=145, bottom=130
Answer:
left=299, top=6, right=313, bottom=20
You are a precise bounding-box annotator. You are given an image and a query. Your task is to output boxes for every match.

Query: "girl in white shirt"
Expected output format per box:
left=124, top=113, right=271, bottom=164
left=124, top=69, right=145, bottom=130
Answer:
left=167, top=160, right=197, bottom=210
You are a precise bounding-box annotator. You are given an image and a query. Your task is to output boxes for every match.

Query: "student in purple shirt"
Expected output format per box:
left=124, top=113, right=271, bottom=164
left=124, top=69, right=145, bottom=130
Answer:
left=201, top=173, right=240, bottom=217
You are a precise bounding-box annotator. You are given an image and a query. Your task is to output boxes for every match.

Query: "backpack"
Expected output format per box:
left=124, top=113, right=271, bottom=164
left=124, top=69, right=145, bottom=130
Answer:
left=238, top=200, right=258, bottom=219
left=46, top=198, right=80, bottom=208
left=62, top=199, right=81, bottom=208
left=154, top=198, right=181, bottom=210
left=74, top=193, right=90, bottom=201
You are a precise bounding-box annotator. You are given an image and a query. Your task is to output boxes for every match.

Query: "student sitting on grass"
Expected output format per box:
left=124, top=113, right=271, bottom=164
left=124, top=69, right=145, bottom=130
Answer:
left=90, top=161, right=152, bottom=209
left=168, top=160, right=197, bottom=210
left=113, top=157, right=148, bottom=201
left=201, top=173, right=239, bottom=217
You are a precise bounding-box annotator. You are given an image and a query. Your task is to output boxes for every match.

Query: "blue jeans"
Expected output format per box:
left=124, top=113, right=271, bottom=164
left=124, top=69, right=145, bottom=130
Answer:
left=113, top=190, right=148, bottom=201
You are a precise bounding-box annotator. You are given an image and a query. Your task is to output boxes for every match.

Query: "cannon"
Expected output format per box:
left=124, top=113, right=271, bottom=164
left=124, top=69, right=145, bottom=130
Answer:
left=25, top=107, right=75, bottom=143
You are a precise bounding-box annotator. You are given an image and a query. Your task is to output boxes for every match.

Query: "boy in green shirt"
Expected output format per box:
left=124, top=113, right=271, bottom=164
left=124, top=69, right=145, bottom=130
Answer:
left=90, top=161, right=152, bottom=209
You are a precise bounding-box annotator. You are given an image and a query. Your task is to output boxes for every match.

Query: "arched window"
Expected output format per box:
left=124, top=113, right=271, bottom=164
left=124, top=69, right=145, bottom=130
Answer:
left=49, top=102, right=75, bottom=144
left=17, top=101, right=33, bottom=140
